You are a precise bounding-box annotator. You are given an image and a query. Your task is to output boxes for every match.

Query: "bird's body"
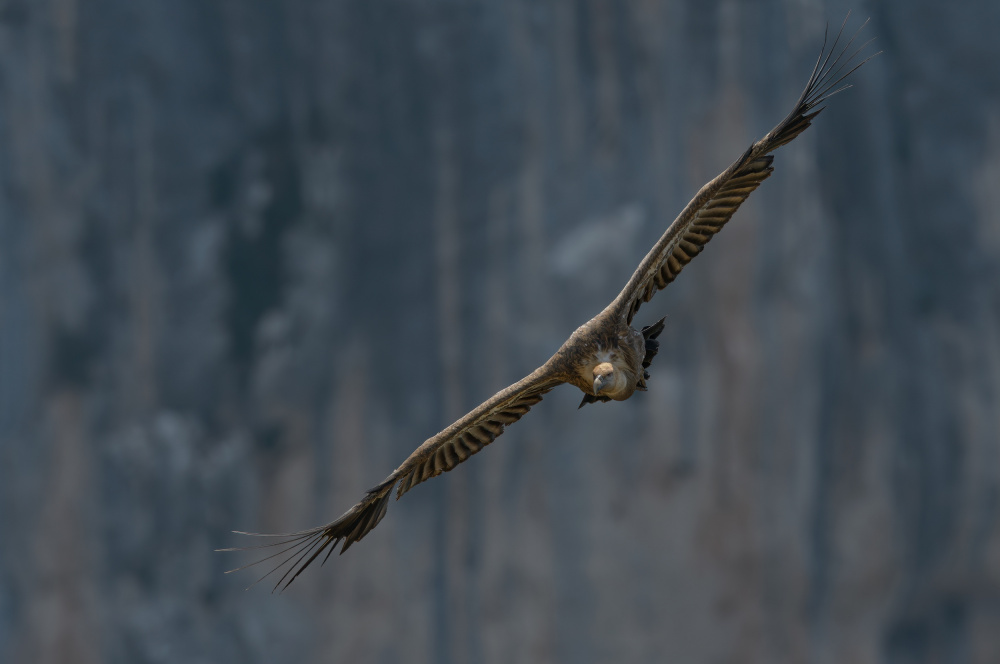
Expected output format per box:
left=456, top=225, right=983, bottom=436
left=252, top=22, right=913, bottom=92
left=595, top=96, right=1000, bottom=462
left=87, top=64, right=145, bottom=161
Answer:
left=555, top=307, right=648, bottom=401
left=223, top=19, right=875, bottom=591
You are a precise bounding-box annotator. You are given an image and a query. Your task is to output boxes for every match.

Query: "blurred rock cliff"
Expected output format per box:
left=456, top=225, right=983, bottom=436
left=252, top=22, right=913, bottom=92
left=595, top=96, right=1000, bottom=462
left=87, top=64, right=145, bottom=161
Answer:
left=2, top=1, right=999, bottom=663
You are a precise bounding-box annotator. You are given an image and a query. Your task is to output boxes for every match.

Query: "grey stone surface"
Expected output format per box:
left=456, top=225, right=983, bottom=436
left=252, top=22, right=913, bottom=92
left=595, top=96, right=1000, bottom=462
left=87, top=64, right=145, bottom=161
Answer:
left=2, top=1, right=999, bottom=662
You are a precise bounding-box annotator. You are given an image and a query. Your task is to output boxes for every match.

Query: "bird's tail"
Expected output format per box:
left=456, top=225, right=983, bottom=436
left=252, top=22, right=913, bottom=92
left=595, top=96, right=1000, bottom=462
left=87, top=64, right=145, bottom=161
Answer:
left=635, top=317, right=666, bottom=390
left=640, top=317, right=666, bottom=375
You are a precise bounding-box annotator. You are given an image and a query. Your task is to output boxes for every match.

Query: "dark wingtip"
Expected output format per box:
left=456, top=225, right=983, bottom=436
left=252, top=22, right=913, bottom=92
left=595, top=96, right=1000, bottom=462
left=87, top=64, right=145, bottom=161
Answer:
left=221, top=480, right=398, bottom=591
left=761, top=15, right=875, bottom=155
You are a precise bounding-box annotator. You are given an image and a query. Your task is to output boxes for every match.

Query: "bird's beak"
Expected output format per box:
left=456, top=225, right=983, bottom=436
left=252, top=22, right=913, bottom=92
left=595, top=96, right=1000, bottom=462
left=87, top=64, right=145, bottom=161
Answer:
left=593, top=375, right=609, bottom=395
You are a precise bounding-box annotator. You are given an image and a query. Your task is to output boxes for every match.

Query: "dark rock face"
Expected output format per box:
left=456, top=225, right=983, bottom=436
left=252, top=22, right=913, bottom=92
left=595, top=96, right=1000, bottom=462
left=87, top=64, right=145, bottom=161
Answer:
left=2, top=2, right=999, bottom=662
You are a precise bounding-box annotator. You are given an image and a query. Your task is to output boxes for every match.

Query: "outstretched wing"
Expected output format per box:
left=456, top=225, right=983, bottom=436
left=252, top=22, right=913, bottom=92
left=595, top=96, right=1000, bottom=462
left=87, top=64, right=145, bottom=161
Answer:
left=614, top=18, right=875, bottom=325
left=221, top=367, right=564, bottom=591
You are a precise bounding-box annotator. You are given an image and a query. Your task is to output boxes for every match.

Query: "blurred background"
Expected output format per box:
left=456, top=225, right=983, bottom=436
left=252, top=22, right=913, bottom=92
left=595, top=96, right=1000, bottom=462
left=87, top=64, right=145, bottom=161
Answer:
left=2, top=0, right=999, bottom=662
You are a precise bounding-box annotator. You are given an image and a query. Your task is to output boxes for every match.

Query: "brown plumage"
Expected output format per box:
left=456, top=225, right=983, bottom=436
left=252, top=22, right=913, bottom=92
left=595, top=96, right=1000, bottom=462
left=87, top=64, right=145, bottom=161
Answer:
left=221, top=18, right=875, bottom=591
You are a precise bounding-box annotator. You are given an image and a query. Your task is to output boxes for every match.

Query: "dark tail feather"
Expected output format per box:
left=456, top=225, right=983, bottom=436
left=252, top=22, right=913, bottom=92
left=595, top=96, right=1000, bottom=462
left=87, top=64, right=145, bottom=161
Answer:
left=641, top=317, right=666, bottom=371
left=635, top=317, right=666, bottom=390
left=218, top=477, right=397, bottom=592
left=578, top=392, right=612, bottom=409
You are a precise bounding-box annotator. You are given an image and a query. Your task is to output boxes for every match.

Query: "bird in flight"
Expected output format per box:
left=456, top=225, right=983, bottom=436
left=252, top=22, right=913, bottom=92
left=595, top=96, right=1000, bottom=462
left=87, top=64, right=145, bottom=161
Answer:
left=223, top=18, right=875, bottom=591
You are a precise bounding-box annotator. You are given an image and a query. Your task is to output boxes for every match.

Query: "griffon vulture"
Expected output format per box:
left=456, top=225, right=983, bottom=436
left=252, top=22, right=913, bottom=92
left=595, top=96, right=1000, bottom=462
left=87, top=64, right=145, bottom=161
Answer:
left=223, top=19, right=875, bottom=591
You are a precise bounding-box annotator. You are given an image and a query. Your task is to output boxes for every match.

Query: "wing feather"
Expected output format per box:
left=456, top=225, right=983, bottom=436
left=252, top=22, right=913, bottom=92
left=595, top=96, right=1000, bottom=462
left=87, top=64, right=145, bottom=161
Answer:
left=613, top=17, right=876, bottom=325
left=393, top=373, right=558, bottom=498
left=220, top=367, right=563, bottom=591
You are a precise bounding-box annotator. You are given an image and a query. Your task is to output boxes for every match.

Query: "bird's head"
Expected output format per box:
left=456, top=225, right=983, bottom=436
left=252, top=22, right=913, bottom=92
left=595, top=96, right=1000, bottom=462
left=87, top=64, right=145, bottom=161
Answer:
left=592, top=362, right=615, bottom=396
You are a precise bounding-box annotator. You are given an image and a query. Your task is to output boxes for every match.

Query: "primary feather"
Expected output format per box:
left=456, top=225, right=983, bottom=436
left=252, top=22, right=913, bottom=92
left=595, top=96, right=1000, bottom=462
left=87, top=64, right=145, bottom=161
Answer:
left=614, top=16, right=876, bottom=325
